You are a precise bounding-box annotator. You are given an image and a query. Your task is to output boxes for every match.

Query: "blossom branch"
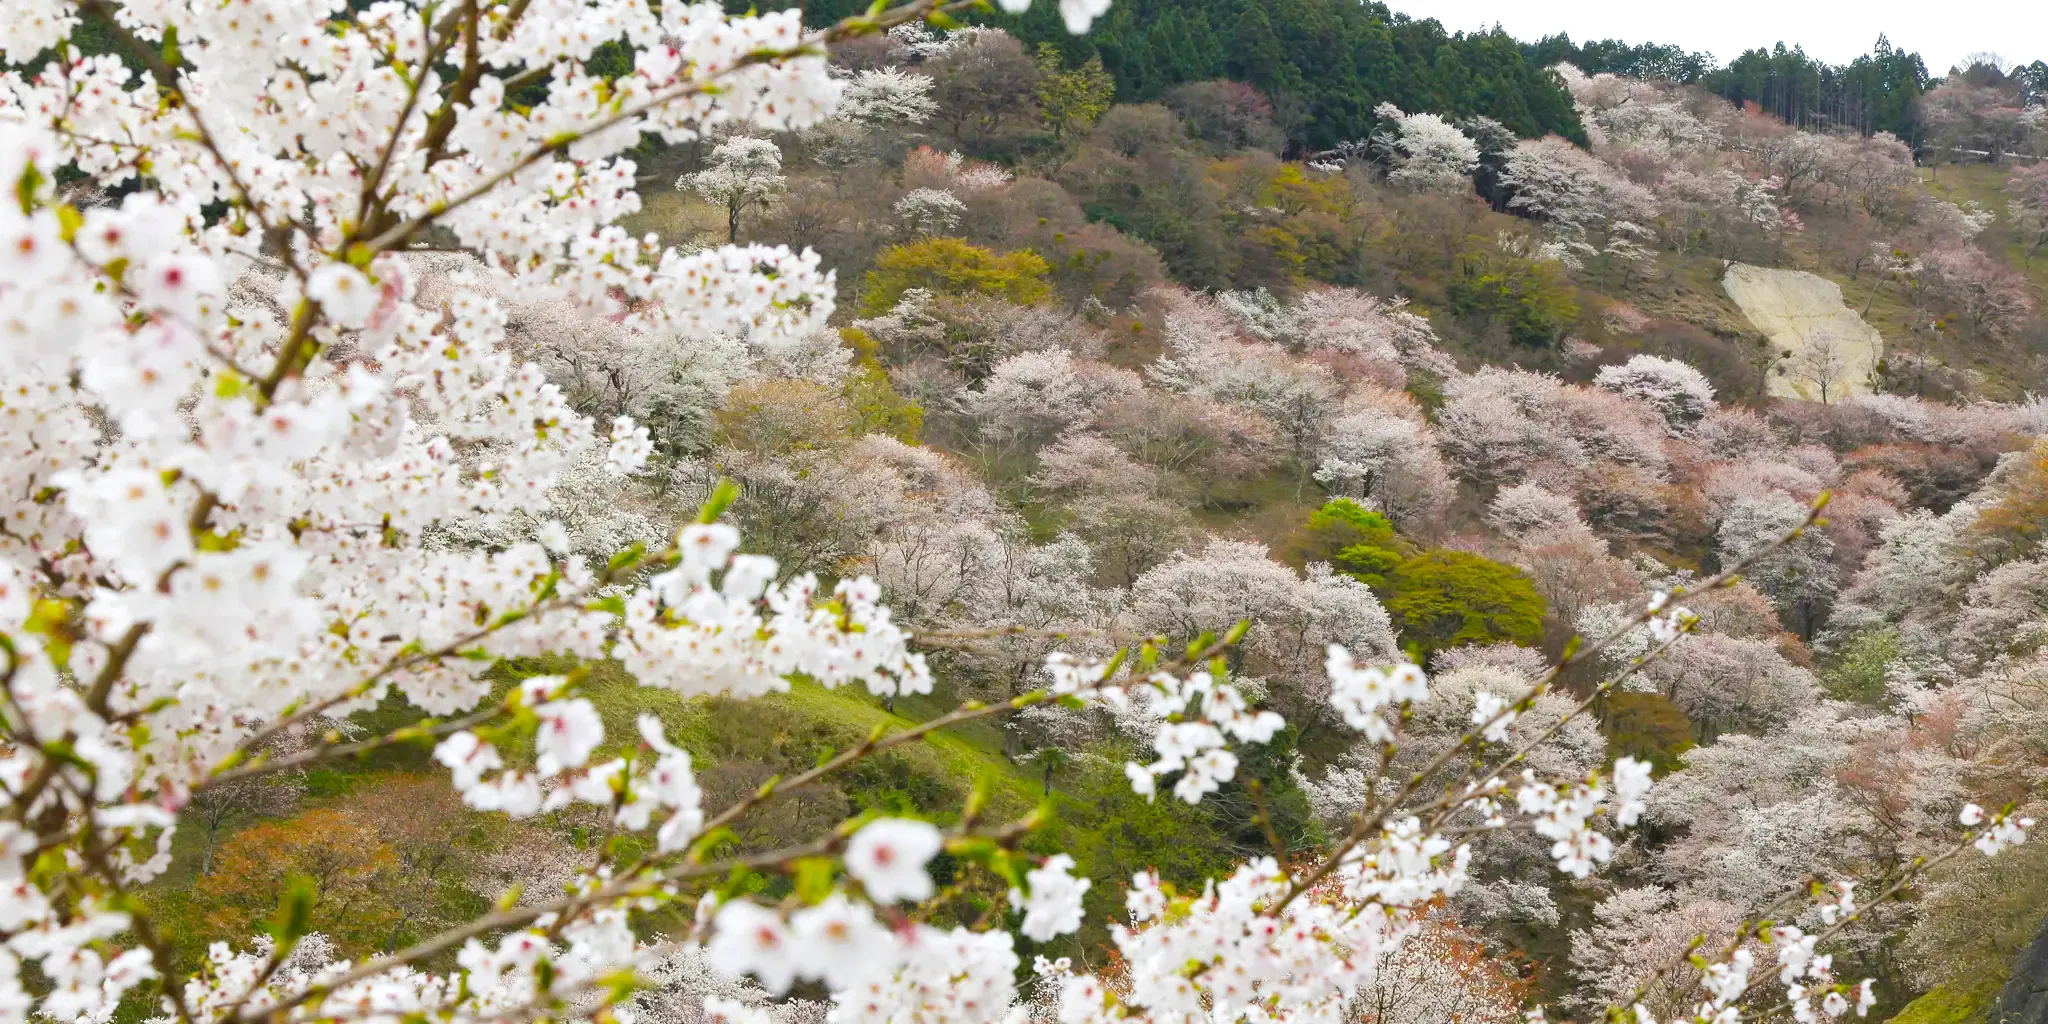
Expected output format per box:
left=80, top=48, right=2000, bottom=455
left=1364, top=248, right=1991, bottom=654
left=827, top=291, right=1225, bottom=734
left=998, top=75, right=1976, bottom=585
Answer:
left=1279, top=495, right=1828, bottom=911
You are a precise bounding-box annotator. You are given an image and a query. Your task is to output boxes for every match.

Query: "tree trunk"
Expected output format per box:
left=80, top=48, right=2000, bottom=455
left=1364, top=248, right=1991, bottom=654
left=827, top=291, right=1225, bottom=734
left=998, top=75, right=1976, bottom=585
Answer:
left=199, top=810, right=228, bottom=876
left=385, top=911, right=415, bottom=954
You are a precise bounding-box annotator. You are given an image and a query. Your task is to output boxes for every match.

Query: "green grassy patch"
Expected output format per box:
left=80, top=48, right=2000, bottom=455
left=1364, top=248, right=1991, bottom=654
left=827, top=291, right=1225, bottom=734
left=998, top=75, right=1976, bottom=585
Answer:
left=620, top=189, right=726, bottom=248
left=1885, top=972, right=2005, bottom=1024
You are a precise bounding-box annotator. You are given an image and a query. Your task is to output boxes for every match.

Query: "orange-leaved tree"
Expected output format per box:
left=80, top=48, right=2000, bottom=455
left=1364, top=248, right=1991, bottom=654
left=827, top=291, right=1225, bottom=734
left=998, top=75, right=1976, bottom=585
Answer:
left=194, top=807, right=402, bottom=956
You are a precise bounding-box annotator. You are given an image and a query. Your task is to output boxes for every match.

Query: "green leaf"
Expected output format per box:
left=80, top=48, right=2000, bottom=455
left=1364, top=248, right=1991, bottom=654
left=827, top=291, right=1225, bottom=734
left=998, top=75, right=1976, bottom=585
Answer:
left=698, top=479, right=740, bottom=524
left=792, top=857, right=836, bottom=904
left=56, top=204, right=83, bottom=243
left=715, top=865, right=762, bottom=901
left=1097, top=646, right=1128, bottom=683
left=986, top=849, right=1025, bottom=889
left=196, top=529, right=241, bottom=553
left=24, top=598, right=72, bottom=638
left=266, top=872, right=318, bottom=943
left=963, top=775, right=992, bottom=821
left=946, top=836, right=999, bottom=863
left=607, top=542, right=648, bottom=573
left=12, top=162, right=43, bottom=216
left=687, top=826, right=741, bottom=862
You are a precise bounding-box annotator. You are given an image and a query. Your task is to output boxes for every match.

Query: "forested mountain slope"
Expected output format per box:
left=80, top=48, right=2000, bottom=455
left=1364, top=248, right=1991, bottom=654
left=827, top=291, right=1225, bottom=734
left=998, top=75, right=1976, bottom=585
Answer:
left=558, top=28, right=2048, bottom=1016
left=782, top=0, right=1589, bottom=147
left=14, top=3, right=2048, bottom=1023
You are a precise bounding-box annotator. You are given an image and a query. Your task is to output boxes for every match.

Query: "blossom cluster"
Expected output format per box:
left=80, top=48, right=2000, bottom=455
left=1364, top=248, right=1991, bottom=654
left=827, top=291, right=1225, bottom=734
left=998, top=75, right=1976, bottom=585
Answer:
left=1959, top=802, right=2035, bottom=857
left=1116, top=666, right=1287, bottom=804
left=619, top=525, right=933, bottom=700
left=704, top=819, right=1089, bottom=1019
left=0, top=0, right=1111, bottom=1020
left=1016, top=653, right=1685, bottom=1023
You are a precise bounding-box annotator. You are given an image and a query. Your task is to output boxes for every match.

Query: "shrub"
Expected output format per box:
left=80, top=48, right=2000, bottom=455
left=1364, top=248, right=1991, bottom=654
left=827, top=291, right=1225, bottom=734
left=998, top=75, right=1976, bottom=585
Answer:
left=1447, top=248, right=1581, bottom=346
left=190, top=808, right=402, bottom=958
left=1821, top=627, right=1900, bottom=705
left=1285, top=498, right=1406, bottom=585
left=714, top=379, right=857, bottom=453
left=862, top=237, right=1053, bottom=313
left=844, top=364, right=925, bottom=443
left=1599, top=692, right=1696, bottom=775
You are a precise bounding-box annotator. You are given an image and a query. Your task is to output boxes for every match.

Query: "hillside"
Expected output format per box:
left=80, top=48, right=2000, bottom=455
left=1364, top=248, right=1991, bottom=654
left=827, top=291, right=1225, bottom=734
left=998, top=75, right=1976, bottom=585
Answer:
left=12, top=3, right=2048, bottom=1024
left=185, top=21, right=2048, bottom=1014
left=599, top=30, right=2048, bottom=1015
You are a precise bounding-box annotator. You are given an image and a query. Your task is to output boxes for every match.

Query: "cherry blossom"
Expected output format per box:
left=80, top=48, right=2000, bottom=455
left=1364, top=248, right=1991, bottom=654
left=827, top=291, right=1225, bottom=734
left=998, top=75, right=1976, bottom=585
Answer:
left=845, top=819, right=944, bottom=903
left=1011, top=855, right=1091, bottom=942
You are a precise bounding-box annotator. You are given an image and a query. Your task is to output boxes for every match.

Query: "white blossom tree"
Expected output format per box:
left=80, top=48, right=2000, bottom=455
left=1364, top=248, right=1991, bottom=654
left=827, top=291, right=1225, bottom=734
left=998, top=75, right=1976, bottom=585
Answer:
left=1373, top=102, right=1482, bottom=194
left=1718, top=494, right=1841, bottom=636
left=837, top=67, right=939, bottom=126
left=1149, top=320, right=1343, bottom=495
left=895, top=186, right=967, bottom=235
left=1501, top=135, right=1660, bottom=270
left=1313, top=393, right=1456, bottom=528
left=680, top=136, right=788, bottom=242
left=1595, top=354, right=1718, bottom=434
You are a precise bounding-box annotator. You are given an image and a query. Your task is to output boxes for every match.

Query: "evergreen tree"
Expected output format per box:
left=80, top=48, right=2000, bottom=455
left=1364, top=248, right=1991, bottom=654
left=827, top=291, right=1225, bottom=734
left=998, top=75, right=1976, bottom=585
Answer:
left=1035, top=45, right=1118, bottom=142
left=985, top=0, right=1587, bottom=151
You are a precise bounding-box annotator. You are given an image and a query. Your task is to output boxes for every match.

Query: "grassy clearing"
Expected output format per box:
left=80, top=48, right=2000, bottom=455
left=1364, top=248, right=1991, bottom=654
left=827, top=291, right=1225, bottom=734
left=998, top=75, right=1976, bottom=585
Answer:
left=621, top=189, right=727, bottom=249
left=759, top=679, right=1041, bottom=812
left=1919, top=162, right=2048, bottom=290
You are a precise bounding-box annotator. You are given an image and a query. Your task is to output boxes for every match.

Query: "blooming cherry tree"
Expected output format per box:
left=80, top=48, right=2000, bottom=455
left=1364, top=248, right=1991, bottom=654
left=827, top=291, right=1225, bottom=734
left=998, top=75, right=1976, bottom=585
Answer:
left=680, top=136, right=788, bottom=243
left=1596, top=354, right=1718, bottom=434
left=1373, top=102, right=1482, bottom=194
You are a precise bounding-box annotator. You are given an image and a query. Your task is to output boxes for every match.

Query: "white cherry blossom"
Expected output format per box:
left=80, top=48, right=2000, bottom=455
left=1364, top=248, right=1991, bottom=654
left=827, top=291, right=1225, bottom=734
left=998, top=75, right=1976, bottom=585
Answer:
left=845, top=819, right=943, bottom=904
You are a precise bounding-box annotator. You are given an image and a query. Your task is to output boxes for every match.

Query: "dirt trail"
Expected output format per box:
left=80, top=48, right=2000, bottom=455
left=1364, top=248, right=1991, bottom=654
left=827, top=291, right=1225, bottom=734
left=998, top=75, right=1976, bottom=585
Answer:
left=1721, top=263, right=1884, bottom=402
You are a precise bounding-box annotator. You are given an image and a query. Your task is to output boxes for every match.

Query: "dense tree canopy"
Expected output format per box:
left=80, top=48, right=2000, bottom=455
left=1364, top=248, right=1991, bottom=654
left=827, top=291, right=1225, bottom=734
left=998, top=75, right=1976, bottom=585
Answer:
left=1704, top=38, right=1933, bottom=141
left=787, top=0, right=1588, bottom=150
left=1381, top=549, right=1549, bottom=655
left=1017, top=0, right=1589, bottom=150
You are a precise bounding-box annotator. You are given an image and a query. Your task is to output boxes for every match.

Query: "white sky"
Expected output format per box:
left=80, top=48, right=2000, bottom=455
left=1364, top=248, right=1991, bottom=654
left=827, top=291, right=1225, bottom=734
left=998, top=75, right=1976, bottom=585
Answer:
left=1386, top=0, right=2044, bottom=79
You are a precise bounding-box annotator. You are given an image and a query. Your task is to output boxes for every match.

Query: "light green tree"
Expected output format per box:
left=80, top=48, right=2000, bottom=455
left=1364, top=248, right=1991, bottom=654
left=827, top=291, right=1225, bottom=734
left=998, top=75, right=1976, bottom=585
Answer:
left=1034, top=44, right=1116, bottom=143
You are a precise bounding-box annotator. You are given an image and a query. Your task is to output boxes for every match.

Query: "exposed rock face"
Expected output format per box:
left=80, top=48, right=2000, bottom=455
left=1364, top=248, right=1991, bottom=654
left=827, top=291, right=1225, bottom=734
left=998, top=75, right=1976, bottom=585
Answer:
left=1994, top=916, right=2048, bottom=1024
left=1721, top=263, right=1885, bottom=402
